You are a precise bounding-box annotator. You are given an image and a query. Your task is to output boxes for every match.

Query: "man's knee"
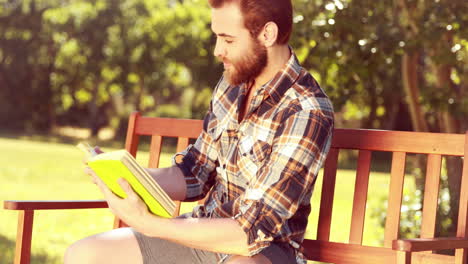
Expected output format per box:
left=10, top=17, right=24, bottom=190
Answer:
left=64, top=238, right=100, bottom=264
left=64, top=228, right=143, bottom=264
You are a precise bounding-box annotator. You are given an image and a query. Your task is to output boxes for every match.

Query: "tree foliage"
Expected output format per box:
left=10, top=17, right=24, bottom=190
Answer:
left=0, top=0, right=219, bottom=135
left=292, top=0, right=468, bottom=132
left=1, top=0, right=466, bottom=134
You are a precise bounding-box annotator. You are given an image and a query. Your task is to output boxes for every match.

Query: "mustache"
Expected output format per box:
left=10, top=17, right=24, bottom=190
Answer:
left=216, top=56, right=231, bottom=64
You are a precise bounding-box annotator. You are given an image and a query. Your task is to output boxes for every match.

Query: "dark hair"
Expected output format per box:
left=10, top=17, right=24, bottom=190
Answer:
left=208, top=0, right=293, bottom=44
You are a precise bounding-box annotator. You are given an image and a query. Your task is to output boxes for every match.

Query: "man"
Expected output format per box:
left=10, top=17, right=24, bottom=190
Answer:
left=65, top=0, right=334, bottom=263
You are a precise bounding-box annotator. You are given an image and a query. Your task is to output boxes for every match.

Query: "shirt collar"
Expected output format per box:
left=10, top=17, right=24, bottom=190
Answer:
left=258, top=47, right=302, bottom=103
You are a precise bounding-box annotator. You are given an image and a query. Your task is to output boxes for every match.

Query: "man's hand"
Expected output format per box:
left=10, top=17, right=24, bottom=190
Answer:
left=84, top=167, right=152, bottom=232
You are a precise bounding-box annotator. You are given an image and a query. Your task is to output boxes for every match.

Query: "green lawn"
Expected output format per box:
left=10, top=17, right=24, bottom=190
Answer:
left=0, top=137, right=416, bottom=263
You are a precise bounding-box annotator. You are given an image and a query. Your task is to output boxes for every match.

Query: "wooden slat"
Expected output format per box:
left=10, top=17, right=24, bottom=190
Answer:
left=303, top=239, right=454, bottom=264
left=176, top=137, right=189, bottom=152
left=148, top=135, right=163, bottom=168
left=394, top=237, right=468, bottom=252
left=125, top=112, right=140, bottom=157
left=332, top=129, right=465, bottom=156
left=455, top=205, right=468, bottom=264
left=455, top=249, right=467, bottom=264
left=15, top=210, right=33, bottom=264
left=304, top=239, right=395, bottom=264
left=349, top=150, right=372, bottom=244
left=421, top=154, right=442, bottom=238
left=173, top=137, right=190, bottom=216
left=455, top=131, right=468, bottom=264
left=4, top=200, right=108, bottom=210
left=317, top=148, right=339, bottom=241
left=173, top=203, right=182, bottom=217
left=135, top=117, right=203, bottom=138
left=120, top=111, right=142, bottom=229
left=384, top=151, right=406, bottom=248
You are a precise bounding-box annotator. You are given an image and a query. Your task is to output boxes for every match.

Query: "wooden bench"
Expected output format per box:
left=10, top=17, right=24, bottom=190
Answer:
left=4, top=112, right=468, bottom=264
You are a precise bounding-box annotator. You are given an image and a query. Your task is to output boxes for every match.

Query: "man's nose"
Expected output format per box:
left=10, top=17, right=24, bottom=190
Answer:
left=213, top=39, right=225, bottom=58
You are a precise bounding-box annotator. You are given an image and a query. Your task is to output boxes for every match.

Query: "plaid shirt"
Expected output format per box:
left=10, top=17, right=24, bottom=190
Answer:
left=174, top=51, right=334, bottom=263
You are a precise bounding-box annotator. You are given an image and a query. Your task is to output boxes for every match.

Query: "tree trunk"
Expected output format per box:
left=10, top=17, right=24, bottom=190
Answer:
left=363, top=81, right=377, bottom=129
left=431, top=46, right=462, bottom=238
left=401, top=52, right=428, bottom=133
left=401, top=50, right=429, bottom=238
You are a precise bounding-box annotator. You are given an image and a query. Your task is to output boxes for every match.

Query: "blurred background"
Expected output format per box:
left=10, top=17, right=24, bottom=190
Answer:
left=0, top=0, right=467, bottom=263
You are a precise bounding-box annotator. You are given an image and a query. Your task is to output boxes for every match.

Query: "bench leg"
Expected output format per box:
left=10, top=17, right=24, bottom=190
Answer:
left=15, top=210, right=34, bottom=264
left=396, top=251, right=411, bottom=264
left=455, top=248, right=467, bottom=264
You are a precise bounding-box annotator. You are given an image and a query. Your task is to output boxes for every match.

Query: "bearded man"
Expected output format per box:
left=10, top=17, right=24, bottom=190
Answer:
left=65, top=0, right=334, bottom=263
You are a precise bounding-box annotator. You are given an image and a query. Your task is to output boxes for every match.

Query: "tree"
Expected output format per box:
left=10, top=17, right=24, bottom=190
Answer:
left=0, top=0, right=62, bottom=131
left=292, top=0, right=467, bottom=243
left=0, top=0, right=218, bottom=135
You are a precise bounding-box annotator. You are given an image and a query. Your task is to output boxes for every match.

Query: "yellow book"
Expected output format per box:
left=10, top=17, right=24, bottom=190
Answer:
left=77, top=142, right=176, bottom=218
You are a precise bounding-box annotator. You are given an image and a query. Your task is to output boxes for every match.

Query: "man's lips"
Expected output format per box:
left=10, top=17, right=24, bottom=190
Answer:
left=222, top=60, right=231, bottom=69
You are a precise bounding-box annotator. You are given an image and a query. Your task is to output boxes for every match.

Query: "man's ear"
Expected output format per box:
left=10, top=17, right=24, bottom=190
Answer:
left=259, top=22, right=279, bottom=47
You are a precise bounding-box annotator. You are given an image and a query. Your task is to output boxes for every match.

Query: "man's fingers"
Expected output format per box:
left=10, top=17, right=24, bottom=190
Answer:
left=117, top=178, right=138, bottom=199
left=91, top=173, right=102, bottom=186
left=84, top=166, right=97, bottom=178
left=92, top=174, right=108, bottom=192
left=90, top=173, right=116, bottom=199
left=117, top=178, right=131, bottom=191
left=85, top=168, right=132, bottom=203
left=84, top=167, right=101, bottom=186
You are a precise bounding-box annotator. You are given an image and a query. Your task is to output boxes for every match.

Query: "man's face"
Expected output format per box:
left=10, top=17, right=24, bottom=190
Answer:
left=211, top=3, right=268, bottom=85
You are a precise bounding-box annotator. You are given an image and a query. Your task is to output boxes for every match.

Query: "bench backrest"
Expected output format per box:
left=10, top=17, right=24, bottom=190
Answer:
left=307, top=129, right=468, bottom=264
left=124, top=112, right=468, bottom=263
left=316, top=129, right=467, bottom=244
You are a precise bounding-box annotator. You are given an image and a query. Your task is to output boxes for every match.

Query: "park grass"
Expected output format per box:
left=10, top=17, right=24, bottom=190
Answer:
left=0, top=136, right=416, bottom=263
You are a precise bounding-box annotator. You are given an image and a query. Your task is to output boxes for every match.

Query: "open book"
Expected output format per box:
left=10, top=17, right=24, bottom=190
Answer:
left=77, top=142, right=176, bottom=218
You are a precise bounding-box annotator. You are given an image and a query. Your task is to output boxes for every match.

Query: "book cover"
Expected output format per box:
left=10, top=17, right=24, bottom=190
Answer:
left=78, top=143, right=176, bottom=218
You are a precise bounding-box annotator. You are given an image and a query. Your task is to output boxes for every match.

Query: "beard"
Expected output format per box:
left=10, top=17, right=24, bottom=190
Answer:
left=224, top=39, right=268, bottom=86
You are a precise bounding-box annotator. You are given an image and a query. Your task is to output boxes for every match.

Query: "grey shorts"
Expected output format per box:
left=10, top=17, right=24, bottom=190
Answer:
left=132, top=229, right=297, bottom=264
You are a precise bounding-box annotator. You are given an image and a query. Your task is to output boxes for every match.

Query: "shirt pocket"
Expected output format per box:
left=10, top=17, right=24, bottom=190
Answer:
left=238, top=135, right=272, bottom=164
left=236, top=136, right=272, bottom=186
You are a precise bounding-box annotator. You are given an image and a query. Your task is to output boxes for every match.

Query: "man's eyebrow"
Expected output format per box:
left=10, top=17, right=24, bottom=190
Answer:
left=217, top=33, right=235, bottom=38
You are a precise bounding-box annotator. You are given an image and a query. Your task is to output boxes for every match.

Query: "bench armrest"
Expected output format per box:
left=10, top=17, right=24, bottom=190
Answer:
left=3, top=200, right=113, bottom=264
left=3, top=200, right=108, bottom=210
left=392, top=237, right=468, bottom=252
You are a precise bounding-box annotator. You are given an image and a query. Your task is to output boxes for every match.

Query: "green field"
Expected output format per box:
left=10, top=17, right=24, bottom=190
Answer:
left=0, top=136, right=416, bottom=263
